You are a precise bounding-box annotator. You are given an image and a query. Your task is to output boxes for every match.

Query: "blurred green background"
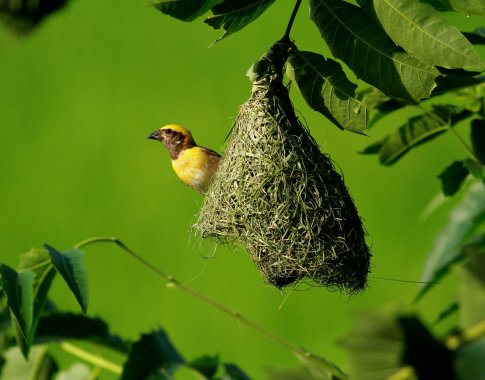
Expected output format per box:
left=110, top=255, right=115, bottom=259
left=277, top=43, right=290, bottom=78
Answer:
left=0, top=1, right=482, bottom=378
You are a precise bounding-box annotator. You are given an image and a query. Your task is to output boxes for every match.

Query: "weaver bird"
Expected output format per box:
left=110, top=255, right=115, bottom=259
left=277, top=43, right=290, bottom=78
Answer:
left=148, top=124, right=221, bottom=194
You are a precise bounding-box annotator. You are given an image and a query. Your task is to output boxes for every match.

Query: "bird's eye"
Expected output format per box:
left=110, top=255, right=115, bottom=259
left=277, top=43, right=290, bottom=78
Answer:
left=164, top=129, right=173, bottom=135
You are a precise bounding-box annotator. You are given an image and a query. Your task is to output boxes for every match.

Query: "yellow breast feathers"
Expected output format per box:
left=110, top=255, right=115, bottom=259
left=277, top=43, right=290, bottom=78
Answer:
left=171, top=146, right=220, bottom=193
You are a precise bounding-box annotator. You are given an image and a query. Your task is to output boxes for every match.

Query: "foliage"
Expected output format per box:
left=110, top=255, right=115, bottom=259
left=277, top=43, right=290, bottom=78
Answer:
left=1, top=0, right=485, bottom=379
left=151, top=0, right=484, bottom=137
left=0, top=242, right=253, bottom=379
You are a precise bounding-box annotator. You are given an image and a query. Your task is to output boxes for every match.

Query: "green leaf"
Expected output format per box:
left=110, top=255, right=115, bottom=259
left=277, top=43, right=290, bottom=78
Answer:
left=287, top=49, right=368, bottom=134
left=398, top=316, right=453, bottom=379
left=36, top=312, right=130, bottom=354
left=434, top=302, right=459, bottom=325
left=121, top=330, right=185, bottom=380
left=221, top=363, right=251, bottom=380
left=464, top=158, right=485, bottom=180
left=423, top=0, right=485, bottom=18
left=362, top=0, right=485, bottom=71
left=0, top=265, right=34, bottom=358
left=433, top=75, right=485, bottom=96
left=187, top=355, right=219, bottom=378
left=295, top=352, right=347, bottom=380
left=438, top=160, right=469, bottom=196
left=45, top=245, right=88, bottom=313
left=339, top=307, right=411, bottom=379
left=416, top=182, right=485, bottom=301
left=463, top=28, right=485, bottom=45
left=358, top=76, right=485, bottom=128
left=150, top=0, right=219, bottom=22
left=454, top=338, right=485, bottom=380
left=361, top=104, right=473, bottom=165
left=310, top=0, right=439, bottom=103
left=357, top=88, right=409, bottom=128
left=457, top=235, right=485, bottom=328
left=340, top=308, right=453, bottom=380
left=204, top=0, right=276, bottom=43
left=17, top=248, right=50, bottom=274
left=471, top=119, right=485, bottom=164
left=17, top=247, right=57, bottom=351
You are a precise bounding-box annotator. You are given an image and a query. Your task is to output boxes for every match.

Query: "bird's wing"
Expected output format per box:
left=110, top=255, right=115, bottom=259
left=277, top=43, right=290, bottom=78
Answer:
left=200, top=146, right=222, bottom=158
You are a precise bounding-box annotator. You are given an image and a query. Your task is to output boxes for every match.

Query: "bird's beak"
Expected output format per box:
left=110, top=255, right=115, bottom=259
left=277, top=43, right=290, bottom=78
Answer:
left=148, top=130, right=162, bottom=141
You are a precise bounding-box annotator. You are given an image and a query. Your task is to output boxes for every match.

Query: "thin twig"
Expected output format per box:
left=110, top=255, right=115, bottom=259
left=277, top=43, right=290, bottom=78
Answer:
left=283, top=0, right=302, bottom=41
left=75, top=236, right=347, bottom=380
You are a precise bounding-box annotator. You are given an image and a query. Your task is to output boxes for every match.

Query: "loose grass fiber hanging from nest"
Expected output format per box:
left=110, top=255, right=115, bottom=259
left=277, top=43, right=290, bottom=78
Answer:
left=196, top=40, right=371, bottom=294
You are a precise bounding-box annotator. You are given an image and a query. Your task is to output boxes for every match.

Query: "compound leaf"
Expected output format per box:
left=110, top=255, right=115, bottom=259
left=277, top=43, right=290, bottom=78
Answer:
left=362, top=105, right=472, bottom=165
left=310, top=0, right=439, bottom=103
left=287, top=49, right=368, bottom=134
left=363, top=0, right=485, bottom=71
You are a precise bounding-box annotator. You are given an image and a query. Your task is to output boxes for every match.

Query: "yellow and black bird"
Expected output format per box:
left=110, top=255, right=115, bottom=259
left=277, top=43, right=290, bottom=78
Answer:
left=148, top=124, right=221, bottom=194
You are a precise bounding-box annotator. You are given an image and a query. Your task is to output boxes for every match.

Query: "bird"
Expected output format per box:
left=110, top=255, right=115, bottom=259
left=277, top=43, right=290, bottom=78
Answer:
left=148, top=124, right=221, bottom=194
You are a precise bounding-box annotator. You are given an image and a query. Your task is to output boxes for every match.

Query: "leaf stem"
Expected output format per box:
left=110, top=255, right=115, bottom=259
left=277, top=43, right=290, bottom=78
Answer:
left=283, top=0, right=302, bottom=41
left=75, top=236, right=347, bottom=380
left=416, top=105, right=478, bottom=161
left=60, top=342, right=122, bottom=374
left=447, top=125, right=478, bottom=161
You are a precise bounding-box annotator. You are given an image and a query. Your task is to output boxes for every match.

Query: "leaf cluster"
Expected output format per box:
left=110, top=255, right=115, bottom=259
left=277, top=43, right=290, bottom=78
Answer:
left=0, top=244, right=250, bottom=380
left=337, top=220, right=485, bottom=379
left=152, top=0, right=484, bottom=135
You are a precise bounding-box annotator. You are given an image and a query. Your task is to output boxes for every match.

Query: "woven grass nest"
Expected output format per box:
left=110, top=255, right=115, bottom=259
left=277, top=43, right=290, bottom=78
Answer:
left=196, top=40, right=371, bottom=293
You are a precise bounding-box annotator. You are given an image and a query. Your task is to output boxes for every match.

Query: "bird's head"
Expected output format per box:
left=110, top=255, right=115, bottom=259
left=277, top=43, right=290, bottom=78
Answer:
left=148, top=124, right=196, bottom=159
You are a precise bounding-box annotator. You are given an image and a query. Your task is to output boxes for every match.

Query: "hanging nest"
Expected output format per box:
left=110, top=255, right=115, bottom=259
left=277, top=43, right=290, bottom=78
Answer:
left=196, top=40, right=371, bottom=293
